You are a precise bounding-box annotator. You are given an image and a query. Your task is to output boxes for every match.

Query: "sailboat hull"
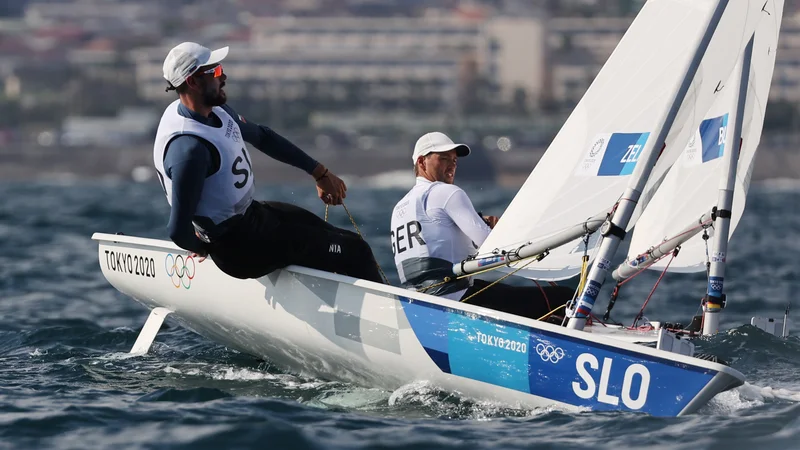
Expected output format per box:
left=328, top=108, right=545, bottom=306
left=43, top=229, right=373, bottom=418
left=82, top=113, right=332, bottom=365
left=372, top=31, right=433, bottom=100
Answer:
left=93, top=232, right=744, bottom=417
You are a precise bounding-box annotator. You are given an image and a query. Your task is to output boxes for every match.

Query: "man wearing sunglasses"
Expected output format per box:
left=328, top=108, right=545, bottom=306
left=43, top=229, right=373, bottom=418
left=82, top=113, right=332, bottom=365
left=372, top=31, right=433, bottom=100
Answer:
left=152, top=42, right=383, bottom=282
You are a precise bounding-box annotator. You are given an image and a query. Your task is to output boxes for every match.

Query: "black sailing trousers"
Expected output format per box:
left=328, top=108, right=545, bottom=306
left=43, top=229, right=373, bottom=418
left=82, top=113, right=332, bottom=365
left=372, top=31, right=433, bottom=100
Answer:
left=207, top=201, right=384, bottom=283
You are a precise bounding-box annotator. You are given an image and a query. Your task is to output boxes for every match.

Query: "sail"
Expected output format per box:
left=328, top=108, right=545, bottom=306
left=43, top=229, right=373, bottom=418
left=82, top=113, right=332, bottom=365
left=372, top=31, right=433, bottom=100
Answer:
left=624, top=0, right=783, bottom=273
left=477, top=0, right=767, bottom=281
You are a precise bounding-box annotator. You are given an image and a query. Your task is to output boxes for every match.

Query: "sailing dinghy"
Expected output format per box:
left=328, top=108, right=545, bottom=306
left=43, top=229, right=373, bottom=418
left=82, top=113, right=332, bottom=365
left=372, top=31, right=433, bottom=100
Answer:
left=93, top=0, right=784, bottom=416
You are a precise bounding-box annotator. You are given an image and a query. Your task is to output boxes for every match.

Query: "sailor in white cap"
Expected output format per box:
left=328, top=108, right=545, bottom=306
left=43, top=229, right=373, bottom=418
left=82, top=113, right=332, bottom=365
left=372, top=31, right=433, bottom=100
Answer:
left=390, top=131, right=571, bottom=320
left=152, top=42, right=383, bottom=283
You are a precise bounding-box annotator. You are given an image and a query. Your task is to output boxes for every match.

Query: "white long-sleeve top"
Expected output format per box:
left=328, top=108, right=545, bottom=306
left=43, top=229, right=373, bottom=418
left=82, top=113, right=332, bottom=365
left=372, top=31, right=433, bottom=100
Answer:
left=390, top=177, right=492, bottom=299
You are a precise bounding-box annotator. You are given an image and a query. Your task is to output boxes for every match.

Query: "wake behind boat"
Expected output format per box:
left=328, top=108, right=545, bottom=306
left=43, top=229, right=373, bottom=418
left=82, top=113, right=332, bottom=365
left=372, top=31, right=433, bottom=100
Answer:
left=92, top=0, right=787, bottom=416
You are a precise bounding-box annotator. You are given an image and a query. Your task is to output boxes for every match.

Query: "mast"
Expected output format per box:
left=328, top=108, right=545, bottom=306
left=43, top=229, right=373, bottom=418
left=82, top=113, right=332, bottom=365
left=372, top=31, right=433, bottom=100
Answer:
left=702, top=34, right=754, bottom=335
left=567, top=0, right=731, bottom=331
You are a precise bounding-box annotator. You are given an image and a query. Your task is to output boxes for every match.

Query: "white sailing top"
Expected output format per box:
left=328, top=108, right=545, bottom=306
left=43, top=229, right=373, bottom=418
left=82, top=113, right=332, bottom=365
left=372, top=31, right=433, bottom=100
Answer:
left=390, top=177, right=491, bottom=300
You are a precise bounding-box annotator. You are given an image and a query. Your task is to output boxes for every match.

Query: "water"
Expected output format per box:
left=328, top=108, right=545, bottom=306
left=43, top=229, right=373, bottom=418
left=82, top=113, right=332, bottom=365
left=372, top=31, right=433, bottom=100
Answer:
left=2, top=179, right=800, bottom=449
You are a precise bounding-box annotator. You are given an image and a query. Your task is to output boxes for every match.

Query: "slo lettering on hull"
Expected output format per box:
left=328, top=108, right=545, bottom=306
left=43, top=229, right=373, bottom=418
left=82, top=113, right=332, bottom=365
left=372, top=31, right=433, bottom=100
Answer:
left=572, top=353, right=651, bottom=410
left=104, top=250, right=156, bottom=278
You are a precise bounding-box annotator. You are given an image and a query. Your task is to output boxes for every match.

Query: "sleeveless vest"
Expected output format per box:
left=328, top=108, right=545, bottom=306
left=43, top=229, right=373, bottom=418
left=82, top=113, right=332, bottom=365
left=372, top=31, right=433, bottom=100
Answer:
left=153, top=100, right=255, bottom=240
left=390, top=180, right=477, bottom=299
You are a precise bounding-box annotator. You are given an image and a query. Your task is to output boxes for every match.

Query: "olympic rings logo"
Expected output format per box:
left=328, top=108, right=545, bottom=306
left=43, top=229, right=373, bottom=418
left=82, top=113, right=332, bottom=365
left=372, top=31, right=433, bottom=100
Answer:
left=165, top=253, right=195, bottom=289
left=585, top=284, right=600, bottom=298
left=536, top=343, right=565, bottom=364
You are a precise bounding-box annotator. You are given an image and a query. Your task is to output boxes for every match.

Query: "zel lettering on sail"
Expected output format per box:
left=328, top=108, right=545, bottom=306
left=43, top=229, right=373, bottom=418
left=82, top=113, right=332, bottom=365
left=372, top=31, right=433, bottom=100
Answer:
left=597, top=132, right=651, bottom=176
left=575, top=132, right=650, bottom=177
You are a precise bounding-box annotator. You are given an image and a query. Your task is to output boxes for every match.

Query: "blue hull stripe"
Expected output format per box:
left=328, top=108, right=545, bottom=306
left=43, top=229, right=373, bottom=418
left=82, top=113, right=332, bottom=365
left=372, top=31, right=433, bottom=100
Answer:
left=399, top=296, right=717, bottom=416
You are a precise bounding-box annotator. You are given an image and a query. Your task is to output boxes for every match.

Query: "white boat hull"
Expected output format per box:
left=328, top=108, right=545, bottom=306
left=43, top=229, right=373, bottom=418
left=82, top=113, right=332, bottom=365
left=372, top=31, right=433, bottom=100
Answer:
left=93, top=232, right=744, bottom=416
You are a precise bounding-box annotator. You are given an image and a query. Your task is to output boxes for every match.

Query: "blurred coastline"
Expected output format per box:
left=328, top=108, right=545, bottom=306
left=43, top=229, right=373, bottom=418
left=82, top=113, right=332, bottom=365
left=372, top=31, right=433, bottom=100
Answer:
left=3, top=0, right=800, bottom=186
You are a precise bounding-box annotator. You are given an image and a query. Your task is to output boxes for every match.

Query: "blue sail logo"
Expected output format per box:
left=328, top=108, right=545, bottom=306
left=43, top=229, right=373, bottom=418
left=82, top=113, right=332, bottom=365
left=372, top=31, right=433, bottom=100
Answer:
left=597, top=132, right=651, bottom=176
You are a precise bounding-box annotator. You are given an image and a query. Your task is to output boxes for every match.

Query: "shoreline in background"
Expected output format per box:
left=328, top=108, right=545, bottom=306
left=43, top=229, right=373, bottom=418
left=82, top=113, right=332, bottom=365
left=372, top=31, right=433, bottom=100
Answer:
left=0, top=143, right=798, bottom=188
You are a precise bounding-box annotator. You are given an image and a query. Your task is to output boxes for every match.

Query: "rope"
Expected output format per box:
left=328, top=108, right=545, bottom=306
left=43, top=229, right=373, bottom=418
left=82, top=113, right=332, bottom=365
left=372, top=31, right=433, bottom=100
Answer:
left=615, top=219, right=708, bottom=287
left=324, top=203, right=390, bottom=285
left=576, top=234, right=591, bottom=294
left=590, top=313, right=608, bottom=327
left=614, top=244, right=679, bottom=289
left=459, top=257, right=537, bottom=303
left=631, top=248, right=678, bottom=328
left=577, top=254, right=590, bottom=294
left=532, top=279, right=551, bottom=311
left=537, top=303, right=566, bottom=321
left=416, top=277, right=454, bottom=293
left=561, top=233, right=592, bottom=327
left=415, top=252, right=543, bottom=294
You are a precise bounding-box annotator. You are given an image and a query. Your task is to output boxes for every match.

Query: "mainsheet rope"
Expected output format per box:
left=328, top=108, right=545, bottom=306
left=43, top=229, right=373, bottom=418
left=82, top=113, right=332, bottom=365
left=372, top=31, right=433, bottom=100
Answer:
left=325, top=203, right=390, bottom=285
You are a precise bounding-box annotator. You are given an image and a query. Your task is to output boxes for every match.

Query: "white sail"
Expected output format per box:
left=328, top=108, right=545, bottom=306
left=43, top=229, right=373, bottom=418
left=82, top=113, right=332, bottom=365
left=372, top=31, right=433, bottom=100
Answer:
left=624, top=0, right=783, bottom=273
left=477, top=0, right=767, bottom=281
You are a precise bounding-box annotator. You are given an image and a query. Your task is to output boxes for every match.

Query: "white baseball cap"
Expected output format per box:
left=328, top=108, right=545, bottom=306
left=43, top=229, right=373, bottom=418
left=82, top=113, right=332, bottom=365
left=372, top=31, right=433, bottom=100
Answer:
left=163, top=42, right=229, bottom=88
left=412, top=132, right=471, bottom=163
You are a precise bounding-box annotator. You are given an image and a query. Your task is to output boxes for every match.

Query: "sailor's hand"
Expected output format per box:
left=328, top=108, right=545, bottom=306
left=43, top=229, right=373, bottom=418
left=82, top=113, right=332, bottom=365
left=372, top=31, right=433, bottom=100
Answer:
left=483, top=215, right=499, bottom=229
left=314, top=166, right=347, bottom=205
left=190, top=252, right=207, bottom=263
left=191, top=232, right=209, bottom=262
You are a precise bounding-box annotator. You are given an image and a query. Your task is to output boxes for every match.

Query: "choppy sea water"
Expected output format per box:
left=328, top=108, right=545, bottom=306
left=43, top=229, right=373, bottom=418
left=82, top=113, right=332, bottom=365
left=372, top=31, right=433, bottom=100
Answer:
left=2, top=179, right=800, bottom=449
